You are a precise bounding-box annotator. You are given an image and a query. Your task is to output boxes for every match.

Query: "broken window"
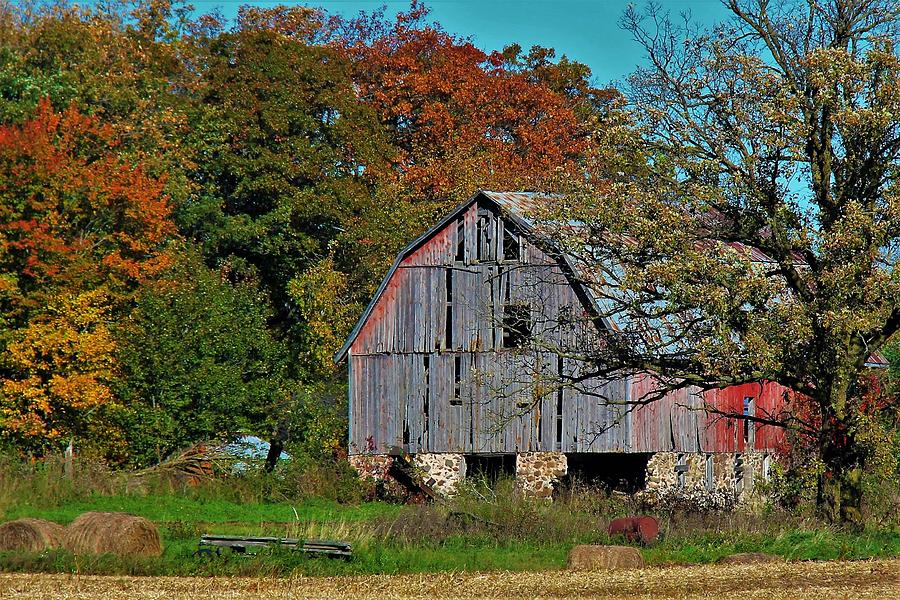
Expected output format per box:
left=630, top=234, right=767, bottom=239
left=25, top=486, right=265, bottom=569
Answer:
left=705, top=454, right=715, bottom=491
left=475, top=208, right=495, bottom=262
left=451, top=355, right=463, bottom=406
left=675, top=453, right=688, bottom=489
left=502, top=303, right=532, bottom=348
left=445, top=269, right=453, bottom=349
left=502, top=221, right=520, bottom=262
left=743, top=397, right=755, bottom=448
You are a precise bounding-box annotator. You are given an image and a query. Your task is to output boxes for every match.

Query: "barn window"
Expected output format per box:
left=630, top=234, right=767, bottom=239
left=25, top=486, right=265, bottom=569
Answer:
left=455, top=218, right=465, bottom=262
left=445, top=269, right=454, bottom=349
left=762, top=454, right=772, bottom=482
left=743, top=397, right=755, bottom=448
left=502, top=221, right=520, bottom=262
left=705, top=454, right=715, bottom=491
left=451, top=355, right=463, bottom=406
left=475, top=209, right=495, bottom=262
left=502, top=303, right=532, bottom=348
left=675, top=453, right=688, bottom=489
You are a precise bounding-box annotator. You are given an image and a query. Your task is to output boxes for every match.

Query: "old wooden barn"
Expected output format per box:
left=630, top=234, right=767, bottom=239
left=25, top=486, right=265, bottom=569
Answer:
left=336, top=190, right=794, bottom=499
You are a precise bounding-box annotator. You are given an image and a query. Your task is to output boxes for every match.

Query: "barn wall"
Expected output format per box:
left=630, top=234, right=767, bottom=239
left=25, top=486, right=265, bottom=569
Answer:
left=348, top=197, right=791, bottom=456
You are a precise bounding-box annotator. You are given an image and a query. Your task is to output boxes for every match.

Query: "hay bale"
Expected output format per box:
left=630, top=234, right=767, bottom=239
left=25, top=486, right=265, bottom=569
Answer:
left=0, top=518, right=65, bottom=553
left=718, top=552, right=782, bottom=564
left=64, top=512, right=162, bottom=557
left=567, top=544, right=645, bottom=571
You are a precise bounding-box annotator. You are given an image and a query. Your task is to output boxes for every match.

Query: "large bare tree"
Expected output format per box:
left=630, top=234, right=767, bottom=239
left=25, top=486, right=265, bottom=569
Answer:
left=538, top=0, right=899, bottom=522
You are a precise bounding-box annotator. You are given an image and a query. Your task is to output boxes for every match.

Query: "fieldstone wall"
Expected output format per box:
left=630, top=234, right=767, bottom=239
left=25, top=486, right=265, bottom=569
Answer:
left=642, top=451, right=771, bottom=510
left=348, top=454, right=393, bottom=481
left=414, top=453, right=466, bottom=497
left=516, top=452, right=568, bottom=499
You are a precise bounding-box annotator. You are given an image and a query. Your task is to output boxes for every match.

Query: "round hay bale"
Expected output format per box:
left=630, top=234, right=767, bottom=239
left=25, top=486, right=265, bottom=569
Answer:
left=0, top=518, right=65, bottom=553
left=567, top=544, right=645, bottom=571
left=717, top=552, right=782, bottom=565
left=64, top=512, right=162, bottom=557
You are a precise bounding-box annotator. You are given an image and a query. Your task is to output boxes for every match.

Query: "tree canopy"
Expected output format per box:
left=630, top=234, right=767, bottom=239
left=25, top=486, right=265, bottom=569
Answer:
left=541, top=0, right=900, bottom=522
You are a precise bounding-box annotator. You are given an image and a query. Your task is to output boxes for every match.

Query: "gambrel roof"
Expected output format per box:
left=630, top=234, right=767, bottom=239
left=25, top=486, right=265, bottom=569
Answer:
left=335, top=189, right=888, bottom=367
left=334, top=190, right=613, bottom=362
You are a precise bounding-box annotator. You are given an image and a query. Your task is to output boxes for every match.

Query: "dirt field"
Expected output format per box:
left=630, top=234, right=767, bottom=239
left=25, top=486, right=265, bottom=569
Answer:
left=1, top=559, right=897, bottom=599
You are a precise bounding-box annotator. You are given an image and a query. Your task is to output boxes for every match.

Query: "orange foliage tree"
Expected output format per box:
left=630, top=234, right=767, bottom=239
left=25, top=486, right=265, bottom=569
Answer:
left=0, top=99, right=175, bottom=455
left=335, top=2, right=607, bottom=208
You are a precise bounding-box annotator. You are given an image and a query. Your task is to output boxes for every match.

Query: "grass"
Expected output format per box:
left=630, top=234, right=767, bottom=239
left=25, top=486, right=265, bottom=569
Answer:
left=5, top=494, right=400, bottom=527
left=0, top=457, right=897, bottom=578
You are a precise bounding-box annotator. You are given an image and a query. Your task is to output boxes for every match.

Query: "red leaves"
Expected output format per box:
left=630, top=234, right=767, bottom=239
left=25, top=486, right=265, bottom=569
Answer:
left=333, top=4, right=597, bottom=205
left=0, top=99, right=176, bottom=298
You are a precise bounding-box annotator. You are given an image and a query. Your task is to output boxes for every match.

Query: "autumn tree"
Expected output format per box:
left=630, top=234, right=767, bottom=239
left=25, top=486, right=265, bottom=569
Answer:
left=335, top=2, right=605, bottom=209
left=0, top=100, right=175, bottom=456
left=541, top=0, right=900, bottom=522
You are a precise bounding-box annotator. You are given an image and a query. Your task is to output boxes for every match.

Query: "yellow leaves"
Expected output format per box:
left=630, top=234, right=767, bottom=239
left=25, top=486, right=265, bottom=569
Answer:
left=288, top=258, right=364, bottom=377
left=0, top=289, right=119, bottom=443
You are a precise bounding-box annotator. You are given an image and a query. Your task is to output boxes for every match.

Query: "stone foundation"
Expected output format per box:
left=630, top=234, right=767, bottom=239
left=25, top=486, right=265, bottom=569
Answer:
left=642, top=451, right=771, bottom=510
left=348, top=454, right=393, bottom=481
left=516, top=452, right=568, bottom=499
left=413, top=453, right=466, bottom=497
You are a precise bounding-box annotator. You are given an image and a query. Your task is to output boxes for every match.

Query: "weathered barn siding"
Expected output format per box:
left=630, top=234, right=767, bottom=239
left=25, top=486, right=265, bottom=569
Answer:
left=700, top=382, right=789, bottom=452
left=346, top=193, right=791, bottom=456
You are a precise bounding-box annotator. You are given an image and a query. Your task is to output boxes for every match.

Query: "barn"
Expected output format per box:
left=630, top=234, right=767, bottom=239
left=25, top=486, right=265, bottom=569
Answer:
left=335, top=190, right=793, bottom=500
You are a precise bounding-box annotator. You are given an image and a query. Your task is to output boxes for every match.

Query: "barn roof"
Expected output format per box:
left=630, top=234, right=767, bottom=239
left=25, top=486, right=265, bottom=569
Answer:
left=335, top=190, right=888, bottom=367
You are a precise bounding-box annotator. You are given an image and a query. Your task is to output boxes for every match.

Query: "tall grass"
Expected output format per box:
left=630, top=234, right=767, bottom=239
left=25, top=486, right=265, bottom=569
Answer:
left=0, top=454, right=897, bottom=577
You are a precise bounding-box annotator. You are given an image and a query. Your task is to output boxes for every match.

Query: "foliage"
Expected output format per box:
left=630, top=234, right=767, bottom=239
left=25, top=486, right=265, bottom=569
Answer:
left=114, top=254, right=286, bottom=467
left=176, top=7, right=396, bottom=372
left=0, top=290, right=126, bottom=457
left=288, top=260, right=364, bottom=378
left=335, top=1, right=606, bottom=207
left=542, top=0, right=900, bottom=523
left=0, top=99, right=174, bottom=458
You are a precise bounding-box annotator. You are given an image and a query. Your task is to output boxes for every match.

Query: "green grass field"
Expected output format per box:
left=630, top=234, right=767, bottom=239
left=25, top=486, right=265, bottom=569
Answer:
left=2, top=488, right=898, bottom=578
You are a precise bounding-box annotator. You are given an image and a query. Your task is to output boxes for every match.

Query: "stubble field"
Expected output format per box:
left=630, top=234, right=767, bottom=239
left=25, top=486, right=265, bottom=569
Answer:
left=1, top=558, right=897, bottom=599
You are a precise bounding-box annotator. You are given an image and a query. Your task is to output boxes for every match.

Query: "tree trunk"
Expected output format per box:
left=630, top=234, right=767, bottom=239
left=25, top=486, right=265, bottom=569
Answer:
left=816, top=396, right=865, bottom=527
left=264, top=421, right=289, bottom=473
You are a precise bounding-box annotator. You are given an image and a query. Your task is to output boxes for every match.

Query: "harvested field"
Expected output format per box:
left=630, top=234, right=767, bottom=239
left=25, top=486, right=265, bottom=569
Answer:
left=0, top=559, right=897, bottom=599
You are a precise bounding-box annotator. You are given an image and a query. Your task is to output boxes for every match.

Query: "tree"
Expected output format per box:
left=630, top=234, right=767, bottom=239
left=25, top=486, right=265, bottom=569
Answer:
left=543, top=0, right=899, bottom=523
left=0, top=99, right=175, bottom=457
left=115, top=254, right=286, bottom=467
left=0, top=289, right=126, bottom=458
left=176, top=6, right=398, bottom=379
left=335, top=2, right=605, bottom=208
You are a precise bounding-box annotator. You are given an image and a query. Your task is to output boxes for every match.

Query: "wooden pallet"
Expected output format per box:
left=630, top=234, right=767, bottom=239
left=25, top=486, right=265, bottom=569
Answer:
left=197, top=534, right=352, bottom=559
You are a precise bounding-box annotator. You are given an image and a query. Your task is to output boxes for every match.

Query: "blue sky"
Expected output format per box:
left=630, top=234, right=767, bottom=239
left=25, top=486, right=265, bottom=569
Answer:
left=189, top=1, right=732, bottom=85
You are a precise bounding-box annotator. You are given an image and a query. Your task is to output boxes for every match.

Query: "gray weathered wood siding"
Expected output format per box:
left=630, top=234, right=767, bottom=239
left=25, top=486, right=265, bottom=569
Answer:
left=348, top=199, right=632, bottom=454
left=346, top=193, right=792, bottom=456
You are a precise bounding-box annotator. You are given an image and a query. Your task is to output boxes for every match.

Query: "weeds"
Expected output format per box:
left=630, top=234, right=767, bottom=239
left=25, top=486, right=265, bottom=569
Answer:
left=0, top=454, right=897, bottom=577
